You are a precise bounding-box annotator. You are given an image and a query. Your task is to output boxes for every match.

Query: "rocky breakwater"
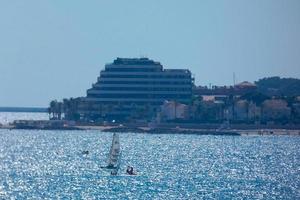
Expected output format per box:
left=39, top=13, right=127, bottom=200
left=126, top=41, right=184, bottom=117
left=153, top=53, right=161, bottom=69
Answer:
left=102, top=126, right=240, bottom=136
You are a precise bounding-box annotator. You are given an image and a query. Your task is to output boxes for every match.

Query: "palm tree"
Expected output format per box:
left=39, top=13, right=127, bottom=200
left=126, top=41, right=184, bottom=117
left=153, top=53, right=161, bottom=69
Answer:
left=224, top=95, right=235, bottom=122
left=62, top=98, right=70, bottom=119
left=49, top=100, right=57, bottom=119
left=56, top=102, right=63, bottom=120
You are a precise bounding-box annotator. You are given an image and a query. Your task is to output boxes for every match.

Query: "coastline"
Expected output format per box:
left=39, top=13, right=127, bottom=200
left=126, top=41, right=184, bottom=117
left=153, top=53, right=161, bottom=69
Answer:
left=1, top=123, right=300, bottom=136
left=78, top=125, right=300, bottom=136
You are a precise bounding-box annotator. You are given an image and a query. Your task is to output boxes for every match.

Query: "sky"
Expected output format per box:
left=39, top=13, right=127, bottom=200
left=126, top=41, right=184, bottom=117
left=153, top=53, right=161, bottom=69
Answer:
left=0, top=0, right=300, bottom=107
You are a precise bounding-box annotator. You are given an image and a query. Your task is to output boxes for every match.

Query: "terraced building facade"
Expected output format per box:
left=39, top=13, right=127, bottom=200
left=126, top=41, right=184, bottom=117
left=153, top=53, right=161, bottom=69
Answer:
left=81, top=58, right=193, bottom=121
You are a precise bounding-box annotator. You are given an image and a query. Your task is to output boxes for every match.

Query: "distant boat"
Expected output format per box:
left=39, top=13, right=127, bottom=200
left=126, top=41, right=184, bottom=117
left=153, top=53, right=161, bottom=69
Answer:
left=106, top=133, right=121, bottom=175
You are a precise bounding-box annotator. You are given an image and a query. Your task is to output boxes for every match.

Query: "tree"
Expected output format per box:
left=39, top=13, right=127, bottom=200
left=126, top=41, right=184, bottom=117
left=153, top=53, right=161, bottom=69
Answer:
left=240, top=91, right=269, bottom=106
left=49, top=100, right=58, bottom=119
left=255, top=77, right=300, bottom=97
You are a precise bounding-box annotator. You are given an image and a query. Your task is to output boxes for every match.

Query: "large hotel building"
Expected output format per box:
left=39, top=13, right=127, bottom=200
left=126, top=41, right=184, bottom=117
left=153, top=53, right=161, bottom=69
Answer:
left=81, top=58, right=194, bottom=121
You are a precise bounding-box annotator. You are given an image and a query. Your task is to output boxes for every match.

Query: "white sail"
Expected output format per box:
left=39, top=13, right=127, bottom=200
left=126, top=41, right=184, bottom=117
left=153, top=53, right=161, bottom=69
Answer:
left=107, top=133, right=120, bottom=168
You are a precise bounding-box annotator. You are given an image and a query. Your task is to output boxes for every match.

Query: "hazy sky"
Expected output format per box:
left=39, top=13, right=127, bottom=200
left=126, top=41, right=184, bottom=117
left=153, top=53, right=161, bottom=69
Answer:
left=0, top=0, right=299, bottom=107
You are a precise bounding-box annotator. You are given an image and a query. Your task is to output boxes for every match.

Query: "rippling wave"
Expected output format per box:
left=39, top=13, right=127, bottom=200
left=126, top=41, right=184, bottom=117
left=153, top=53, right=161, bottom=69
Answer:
left=0, top=129, right=299, bottom=199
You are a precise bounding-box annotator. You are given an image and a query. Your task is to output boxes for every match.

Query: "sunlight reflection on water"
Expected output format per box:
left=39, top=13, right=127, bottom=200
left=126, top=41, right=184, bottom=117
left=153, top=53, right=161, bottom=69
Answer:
left=0, top=112, right=48, bottom=125
left=0, top=129, right=299, bottom=199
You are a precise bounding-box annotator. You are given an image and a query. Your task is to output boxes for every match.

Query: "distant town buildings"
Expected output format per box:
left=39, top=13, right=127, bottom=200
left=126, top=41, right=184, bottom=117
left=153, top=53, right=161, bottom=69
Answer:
left=159, top=100, right=189, bottom=121
left=49, top=59, right=300, bottom=125
left=193, top=81, right=257, bottom=96
left=261, top=100, right=291, bottom=123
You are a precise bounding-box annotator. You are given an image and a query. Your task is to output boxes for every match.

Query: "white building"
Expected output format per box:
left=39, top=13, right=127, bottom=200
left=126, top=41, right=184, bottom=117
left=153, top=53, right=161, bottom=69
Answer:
left=261, top=99, right=291, bottom=122
left=160, top=101, right=189, bottom=121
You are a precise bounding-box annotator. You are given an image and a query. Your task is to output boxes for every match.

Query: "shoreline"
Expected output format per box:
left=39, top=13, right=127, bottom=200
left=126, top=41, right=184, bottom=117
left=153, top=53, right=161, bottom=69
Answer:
left=1, top=124, right=300, bottom=136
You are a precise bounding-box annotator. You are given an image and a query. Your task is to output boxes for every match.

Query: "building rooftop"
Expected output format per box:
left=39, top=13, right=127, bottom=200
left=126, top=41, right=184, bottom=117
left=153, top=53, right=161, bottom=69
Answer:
left=112, top=57, right=161, bottom=65
left=235, top=81, right=256, bottom=88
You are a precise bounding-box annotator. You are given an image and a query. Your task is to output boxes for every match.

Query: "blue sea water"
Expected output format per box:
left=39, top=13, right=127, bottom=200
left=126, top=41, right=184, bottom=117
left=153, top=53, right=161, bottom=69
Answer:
left=0, top=112, right=48, bottom=125
left=0, top=129, right=299, bottom=199
left=0, top=112, right=299, bottom=199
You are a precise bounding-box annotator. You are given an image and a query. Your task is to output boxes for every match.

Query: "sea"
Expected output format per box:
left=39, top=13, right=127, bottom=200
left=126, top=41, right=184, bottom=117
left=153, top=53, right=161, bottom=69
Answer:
left=0, top=112, right=299, bottom=199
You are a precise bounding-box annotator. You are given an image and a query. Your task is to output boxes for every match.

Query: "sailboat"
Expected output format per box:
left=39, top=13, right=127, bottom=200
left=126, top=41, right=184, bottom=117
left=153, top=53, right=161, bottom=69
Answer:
left=106, top=133, right=121, bottom=174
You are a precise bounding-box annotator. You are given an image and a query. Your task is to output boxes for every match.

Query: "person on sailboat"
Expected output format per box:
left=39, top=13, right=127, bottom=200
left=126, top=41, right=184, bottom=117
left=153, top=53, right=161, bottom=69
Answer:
left=126, top=166, right=136, bottom=175
left=82, top=150, right=89, bottom=155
